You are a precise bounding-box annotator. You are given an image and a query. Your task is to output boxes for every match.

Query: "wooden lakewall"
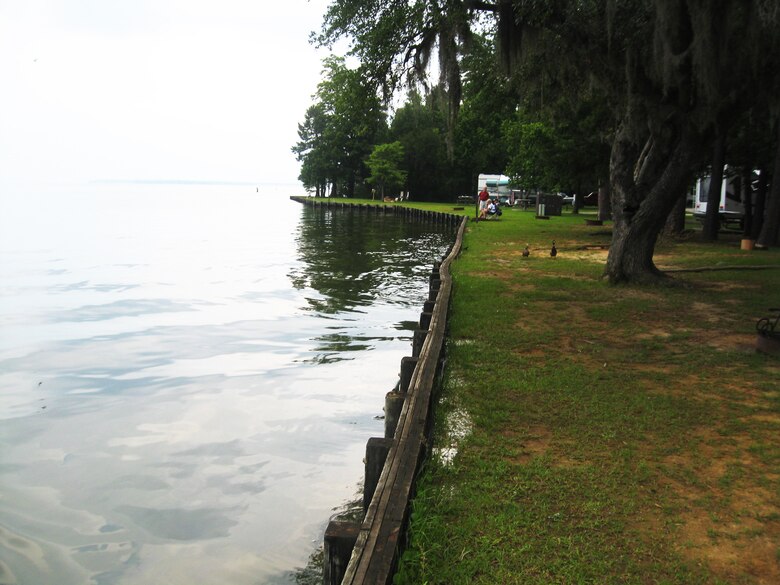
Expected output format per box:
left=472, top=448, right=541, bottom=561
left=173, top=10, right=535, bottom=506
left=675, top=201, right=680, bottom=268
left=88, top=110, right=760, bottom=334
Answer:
left=289, top=196, right=464, bottom=228
left=290, top=197, right=467, bottom=584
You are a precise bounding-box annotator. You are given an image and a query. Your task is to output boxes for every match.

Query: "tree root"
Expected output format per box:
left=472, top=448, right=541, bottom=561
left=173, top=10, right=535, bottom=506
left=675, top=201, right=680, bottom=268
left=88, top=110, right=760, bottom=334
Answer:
left=663, top=265, right=780, bottom=273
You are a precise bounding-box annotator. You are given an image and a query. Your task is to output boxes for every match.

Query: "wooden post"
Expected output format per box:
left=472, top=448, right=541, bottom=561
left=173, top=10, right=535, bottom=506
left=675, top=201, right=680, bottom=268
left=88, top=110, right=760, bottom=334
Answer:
left=384, top=391, right=405, bottom=438
left=419, top=311, right=432, bottom=330
left=364, top=437, right=393, bottom=513
left=324, top=520, right=360, bottom=585
left=423, top=300, right=435, bottom=313
left=412, top=330, right=428, bottom=358
left=399, top=357, right=419, bottom=393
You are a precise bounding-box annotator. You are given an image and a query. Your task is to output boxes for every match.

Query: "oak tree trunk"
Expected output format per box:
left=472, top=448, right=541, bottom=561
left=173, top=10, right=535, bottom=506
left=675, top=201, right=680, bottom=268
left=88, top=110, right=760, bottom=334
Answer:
left=742, top=167, right=753, bottom=238
left=664, top=188, right=687, bottom=236
left=702, top=134, right=726, bottom=241
left=605, top=117, right=700, bottom=284
left=751, top=167, right=768, bottom=240
left=757, top=124, right=780, bottom=247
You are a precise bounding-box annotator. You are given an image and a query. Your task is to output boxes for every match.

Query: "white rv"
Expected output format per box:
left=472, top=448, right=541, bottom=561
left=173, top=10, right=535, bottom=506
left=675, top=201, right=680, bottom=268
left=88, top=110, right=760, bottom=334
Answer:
left=693, top=172, right=744, bottom=228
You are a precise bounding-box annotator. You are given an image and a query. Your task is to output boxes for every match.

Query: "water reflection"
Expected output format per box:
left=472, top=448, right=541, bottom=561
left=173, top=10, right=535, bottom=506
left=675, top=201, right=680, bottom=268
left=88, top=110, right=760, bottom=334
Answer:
left=291, top=206, right=447, bottom=316
left=0, top=185, right=454, bottom=585
left=115, top=506, right=239, bottom=541
left=51, top=299, right=192, bottom=322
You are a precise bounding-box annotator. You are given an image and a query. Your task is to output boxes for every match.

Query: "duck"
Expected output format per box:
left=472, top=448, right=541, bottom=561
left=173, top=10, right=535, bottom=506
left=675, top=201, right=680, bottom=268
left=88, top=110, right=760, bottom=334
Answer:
left=522, top=244, right=530, bottom=258
left=550, top=241, right=557, bottom=258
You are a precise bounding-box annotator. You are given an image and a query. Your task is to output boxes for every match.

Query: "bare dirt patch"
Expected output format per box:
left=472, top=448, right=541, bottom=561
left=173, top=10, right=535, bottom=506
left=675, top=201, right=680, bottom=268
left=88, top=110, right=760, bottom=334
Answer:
left=652, top=427, right=780, bottom=585
left=636, top=329, right=673, bottom=340
left=634, top=363, right=675, bottom=376
left=556, top=249, right=609, bottom=263
left=481, top=270, right=515, bottom=281
left=705, top=332, right=757, bottom=353
left=710, top=281, right=758, bottom=292
left=503, top=427, right=580, bottom=468
left=674, top=501, right=780, bottom=585
left=692, top=301, right=729, bottom=324
left=748, top=413, right=780, bottom=425
left=505, top=426, right=553, bottom=464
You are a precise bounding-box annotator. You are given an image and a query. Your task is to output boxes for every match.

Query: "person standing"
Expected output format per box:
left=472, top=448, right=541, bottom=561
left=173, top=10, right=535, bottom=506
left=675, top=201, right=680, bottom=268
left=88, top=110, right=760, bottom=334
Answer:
left=478, top=186, right=490, bottom=217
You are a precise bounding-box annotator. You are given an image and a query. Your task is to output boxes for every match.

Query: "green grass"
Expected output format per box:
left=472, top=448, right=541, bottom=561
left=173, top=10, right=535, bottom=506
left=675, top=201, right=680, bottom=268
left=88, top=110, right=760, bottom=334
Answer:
left=392, top=204, right=780, bottom=584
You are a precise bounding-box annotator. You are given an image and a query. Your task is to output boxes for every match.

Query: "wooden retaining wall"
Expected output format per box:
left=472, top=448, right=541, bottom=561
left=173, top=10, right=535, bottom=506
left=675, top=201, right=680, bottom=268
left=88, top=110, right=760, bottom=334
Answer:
left=289, top=196, right=464, bottom=228
left=290, top=196, right=467, bottom=584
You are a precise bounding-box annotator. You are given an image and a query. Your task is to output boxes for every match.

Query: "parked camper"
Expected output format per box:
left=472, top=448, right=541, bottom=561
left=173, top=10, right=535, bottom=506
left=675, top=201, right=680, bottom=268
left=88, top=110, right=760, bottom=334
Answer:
left=478, top=174, right=513, bottom=204
left=693, top=172, right=744, bottom=229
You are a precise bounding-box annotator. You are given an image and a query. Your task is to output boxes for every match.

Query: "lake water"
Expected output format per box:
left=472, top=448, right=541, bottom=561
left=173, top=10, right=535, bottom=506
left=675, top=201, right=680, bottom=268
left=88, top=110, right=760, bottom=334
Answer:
left=0, top=183, right=454, bottom=585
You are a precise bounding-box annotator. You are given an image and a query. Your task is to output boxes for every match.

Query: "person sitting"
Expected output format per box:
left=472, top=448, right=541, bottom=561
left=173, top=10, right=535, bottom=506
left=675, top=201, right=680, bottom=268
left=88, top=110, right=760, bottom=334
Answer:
left=484, top=198, right=502, bottom=219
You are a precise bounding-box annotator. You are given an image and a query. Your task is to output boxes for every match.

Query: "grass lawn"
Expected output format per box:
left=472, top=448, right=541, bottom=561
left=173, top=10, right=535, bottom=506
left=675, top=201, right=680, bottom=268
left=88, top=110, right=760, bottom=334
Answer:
left=390, top=204, right=780, bottom=584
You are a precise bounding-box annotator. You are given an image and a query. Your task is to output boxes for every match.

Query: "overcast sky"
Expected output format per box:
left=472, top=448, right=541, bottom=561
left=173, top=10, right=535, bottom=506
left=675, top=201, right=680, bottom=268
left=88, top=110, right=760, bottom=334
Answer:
left=0, top=0, right=337, bottom=187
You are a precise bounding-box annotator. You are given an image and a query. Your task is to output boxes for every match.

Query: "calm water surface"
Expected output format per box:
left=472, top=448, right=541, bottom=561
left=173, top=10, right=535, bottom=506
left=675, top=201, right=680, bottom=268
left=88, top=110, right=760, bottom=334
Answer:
left=0, top=183, right=454, bottom=585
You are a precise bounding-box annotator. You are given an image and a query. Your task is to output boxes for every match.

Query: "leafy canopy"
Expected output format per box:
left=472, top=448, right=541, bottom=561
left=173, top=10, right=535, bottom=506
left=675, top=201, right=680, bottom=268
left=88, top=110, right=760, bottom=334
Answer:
left=366, top=141, right=407, bottom=198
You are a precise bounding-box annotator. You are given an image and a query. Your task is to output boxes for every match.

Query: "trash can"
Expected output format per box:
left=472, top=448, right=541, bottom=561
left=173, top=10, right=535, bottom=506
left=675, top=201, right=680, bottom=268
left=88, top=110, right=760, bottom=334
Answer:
left=537, top=194, right=562, bottom=217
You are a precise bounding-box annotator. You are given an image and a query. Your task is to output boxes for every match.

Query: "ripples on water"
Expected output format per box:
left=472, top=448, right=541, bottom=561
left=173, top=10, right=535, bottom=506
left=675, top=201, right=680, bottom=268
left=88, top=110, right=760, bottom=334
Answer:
left=0, top=183, right=454, bottom=585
